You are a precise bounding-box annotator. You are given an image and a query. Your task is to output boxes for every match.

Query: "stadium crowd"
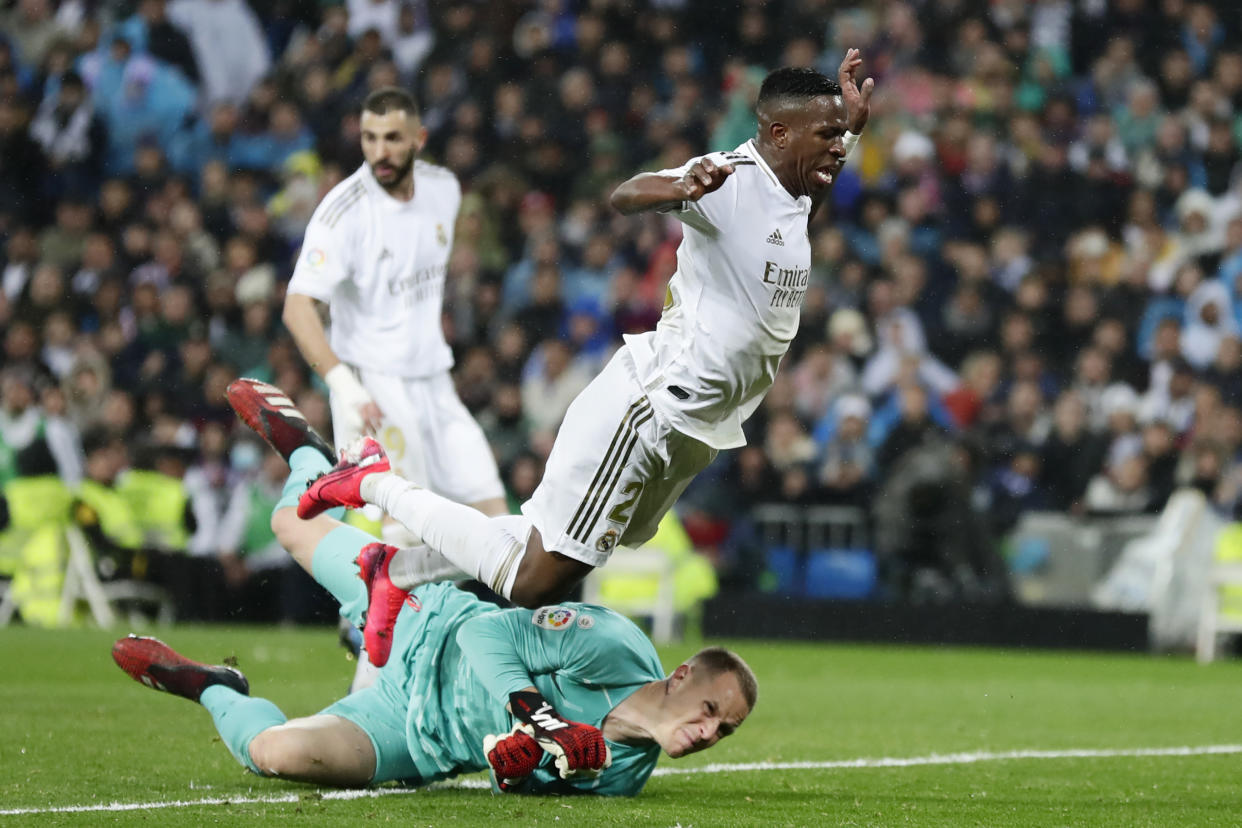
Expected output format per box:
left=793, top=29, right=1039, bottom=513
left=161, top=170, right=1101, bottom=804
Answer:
left=3, top=0, right=1242, bottom=618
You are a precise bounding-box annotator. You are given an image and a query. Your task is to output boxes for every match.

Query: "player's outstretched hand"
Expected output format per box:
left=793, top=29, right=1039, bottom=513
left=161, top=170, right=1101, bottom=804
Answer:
left=483, top=724, right=544, bottom=792
left=510, top=691, right=612, bottom=779
left=838, top=47, right=874, bottom=134
left=680, top=157, right=734, bottom=202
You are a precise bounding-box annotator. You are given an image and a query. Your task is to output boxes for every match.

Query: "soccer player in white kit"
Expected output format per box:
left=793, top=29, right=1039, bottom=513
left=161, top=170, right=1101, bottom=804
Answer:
left=282, top=87, right=507, bottom=531
left=299, top=55, right=875, bottom=616
left=282, top=88, right=506, bottom=685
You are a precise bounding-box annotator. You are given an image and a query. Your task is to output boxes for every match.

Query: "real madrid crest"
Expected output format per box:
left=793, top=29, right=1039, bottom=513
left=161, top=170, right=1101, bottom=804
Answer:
left=595, top=528, right=619, bottom=554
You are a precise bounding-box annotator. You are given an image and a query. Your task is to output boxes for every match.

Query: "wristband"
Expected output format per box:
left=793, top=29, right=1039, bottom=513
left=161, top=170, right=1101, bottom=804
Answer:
left=843, top=131, right=860, bottom=156
left=324, top=364, right=371, bottom=405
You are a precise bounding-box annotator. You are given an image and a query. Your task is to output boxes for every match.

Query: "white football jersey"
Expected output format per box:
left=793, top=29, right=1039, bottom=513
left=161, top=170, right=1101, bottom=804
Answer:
left=289, top=161, right=460, bottom=378
left=624, top=140, right=813, bottom=449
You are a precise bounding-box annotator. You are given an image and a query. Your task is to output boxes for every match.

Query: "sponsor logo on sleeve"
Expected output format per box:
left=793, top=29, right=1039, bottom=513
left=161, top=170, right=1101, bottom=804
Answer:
left=533, top=606, right=577, bottom=630
left=306, top=248, right=327, bottom=269
left=576, top=613, right=595, bottom=630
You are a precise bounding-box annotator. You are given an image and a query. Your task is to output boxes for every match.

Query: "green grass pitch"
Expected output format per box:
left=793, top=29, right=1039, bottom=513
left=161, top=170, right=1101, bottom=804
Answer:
left=2, top=625, right=1240, bottom=826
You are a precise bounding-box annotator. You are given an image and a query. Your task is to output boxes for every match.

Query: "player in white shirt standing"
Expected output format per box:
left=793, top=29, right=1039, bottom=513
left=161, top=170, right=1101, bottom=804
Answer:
left=283, top=86, right=506, bottom=525
left=288, top=55, right=874, bottom=642
left=279, top=87, right=506, bottom=680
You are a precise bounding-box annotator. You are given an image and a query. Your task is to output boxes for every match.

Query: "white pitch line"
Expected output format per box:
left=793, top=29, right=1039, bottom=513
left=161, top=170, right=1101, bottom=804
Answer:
left=647, top=744, right=1242, bottom=776
left=3, top=744, right=1239, bottom=816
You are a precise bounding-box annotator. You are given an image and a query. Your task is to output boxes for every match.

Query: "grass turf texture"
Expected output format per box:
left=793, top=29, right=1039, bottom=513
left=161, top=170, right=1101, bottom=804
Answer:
left=2, top=626, right=1240, bottom=826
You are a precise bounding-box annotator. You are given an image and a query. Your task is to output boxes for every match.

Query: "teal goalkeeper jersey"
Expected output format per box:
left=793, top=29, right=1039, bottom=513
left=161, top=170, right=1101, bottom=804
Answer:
left=385, top=582, right=665, bottom=796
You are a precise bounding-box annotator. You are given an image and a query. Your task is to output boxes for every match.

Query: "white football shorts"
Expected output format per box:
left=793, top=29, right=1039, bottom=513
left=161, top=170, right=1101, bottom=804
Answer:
left=522, top=346, right=717, bottom=567
left=331, top=366, right=505, bottom=506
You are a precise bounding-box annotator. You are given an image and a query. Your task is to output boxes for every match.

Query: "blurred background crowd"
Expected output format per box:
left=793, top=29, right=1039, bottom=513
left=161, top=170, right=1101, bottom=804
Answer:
left=3, top=0, right=1242, bottom=621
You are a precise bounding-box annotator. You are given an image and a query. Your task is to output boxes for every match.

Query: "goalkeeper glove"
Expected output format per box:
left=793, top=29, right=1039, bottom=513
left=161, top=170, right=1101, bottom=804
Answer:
left=483, top=724, right=543, bottom=792
left=509, top=690, right=612, bottom=779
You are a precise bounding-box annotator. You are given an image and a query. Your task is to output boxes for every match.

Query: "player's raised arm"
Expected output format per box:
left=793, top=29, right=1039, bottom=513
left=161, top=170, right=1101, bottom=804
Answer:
left=610, top=157, right=735, bottom=215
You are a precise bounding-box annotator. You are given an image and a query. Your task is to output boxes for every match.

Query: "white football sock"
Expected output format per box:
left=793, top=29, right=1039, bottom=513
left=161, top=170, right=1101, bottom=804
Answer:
left=381, top=518, right=422, bottom=549
left=363, top=472, right=529, bottom=598
left=386, top=543, right=466, bottom=591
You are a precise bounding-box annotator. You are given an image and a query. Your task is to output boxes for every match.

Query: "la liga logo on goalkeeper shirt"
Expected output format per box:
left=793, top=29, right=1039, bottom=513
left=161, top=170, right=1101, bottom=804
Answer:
left=533, top=606, right=576, bottom=630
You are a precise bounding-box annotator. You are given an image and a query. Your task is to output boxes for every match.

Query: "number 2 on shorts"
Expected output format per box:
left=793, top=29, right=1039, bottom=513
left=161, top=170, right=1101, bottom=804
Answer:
left=607, top=481, right=643, bottom=524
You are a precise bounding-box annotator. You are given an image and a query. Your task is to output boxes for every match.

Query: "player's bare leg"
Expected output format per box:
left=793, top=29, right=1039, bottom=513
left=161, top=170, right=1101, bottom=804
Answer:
left=113, top=635, right=375, bottom=786
left=248, top=714, right=376, bottom=786
left=508, top=528, right=594, bottom=608
left=270, top=505, right=342, bottom=573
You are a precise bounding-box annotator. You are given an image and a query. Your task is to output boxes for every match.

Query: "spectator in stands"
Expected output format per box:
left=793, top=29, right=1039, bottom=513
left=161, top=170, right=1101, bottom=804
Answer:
left=1085, top=454, right=1153, bottom=515
left=74, top=427, right=142, bottom=580
left=1181, top=278, right=1237, bottom=369
left=216, top=445, right=331, bottom=623
left=988, top=444, right=1047, bottom=537
left=876, top=382, right=945, bottom=476
left=167, top=0, right=270, bottom=107
left=982, top=380, right=1051, bottom=468
left=0, top=367, right=82, bottom=487
left=816, top=394, right=874, bottom=508
left=29, top=70, right=105, bottom=199
left=115, top=0, right=200, bottom=86
left=1144, top=357, right=1198, bottom=436
left=0, top=0, right=64, bottom=70
left=1205, top=335, right=1242, bottom=405
left=520, top=339, right=590, bottom=439
left=1141, top=415, right=1180, bottom=510
left=1041, top=390, right=1107, bottom=513
left=793, top=342, right=857, bottom=424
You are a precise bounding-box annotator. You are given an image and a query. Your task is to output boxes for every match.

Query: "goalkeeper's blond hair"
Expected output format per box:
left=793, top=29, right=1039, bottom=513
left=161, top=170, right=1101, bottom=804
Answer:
left=689, top=647, right=758, bottom=710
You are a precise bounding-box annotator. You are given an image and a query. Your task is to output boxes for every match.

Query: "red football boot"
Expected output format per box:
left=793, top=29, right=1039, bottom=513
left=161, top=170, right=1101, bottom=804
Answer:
left=226, top=378, right=335, bottom=465
left=298, top=436, right=391, bottom=519
left=355, top=542, right=408, bottom=668
left=111, top=635, right=249, bottom=702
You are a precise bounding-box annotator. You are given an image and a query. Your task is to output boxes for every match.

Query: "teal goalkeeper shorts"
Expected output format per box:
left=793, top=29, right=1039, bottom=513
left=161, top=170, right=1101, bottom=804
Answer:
left=321, top=679, right=423, bottom=784
left=319, top=582, right=493, bottom=785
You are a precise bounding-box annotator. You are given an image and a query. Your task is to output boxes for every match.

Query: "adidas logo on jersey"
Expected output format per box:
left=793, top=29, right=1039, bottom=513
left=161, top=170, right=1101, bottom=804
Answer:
left=766, top=229, right=784, bottom=246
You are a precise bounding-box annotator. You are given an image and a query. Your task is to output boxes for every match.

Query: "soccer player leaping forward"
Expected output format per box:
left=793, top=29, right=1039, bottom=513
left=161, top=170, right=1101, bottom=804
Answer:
left=113, top=394, right=755, bottom=795
left=295, top=53, right=872, bottom=629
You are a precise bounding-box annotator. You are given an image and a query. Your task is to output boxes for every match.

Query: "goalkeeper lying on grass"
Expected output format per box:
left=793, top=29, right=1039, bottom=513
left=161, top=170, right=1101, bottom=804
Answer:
left=110, top=379, right=755, bottom=796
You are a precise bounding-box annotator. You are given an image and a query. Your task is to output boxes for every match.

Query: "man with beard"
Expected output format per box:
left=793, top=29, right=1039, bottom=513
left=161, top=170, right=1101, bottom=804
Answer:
left=282, top=88, right=506, bottom=686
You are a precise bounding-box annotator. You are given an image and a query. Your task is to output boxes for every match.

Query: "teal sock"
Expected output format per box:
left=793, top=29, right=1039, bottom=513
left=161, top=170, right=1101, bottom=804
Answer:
left=311, top=524, right=385, bottom=627
left=274, top=446, right=345, bottom=520
left=200, top=685, right=287, bottom=775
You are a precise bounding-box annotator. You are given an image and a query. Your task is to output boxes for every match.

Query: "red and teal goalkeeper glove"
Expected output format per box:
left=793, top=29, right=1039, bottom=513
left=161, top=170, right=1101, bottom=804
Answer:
left=483, top=724, right=543, bottom=791
left=509, top=690, right=612, bottom=779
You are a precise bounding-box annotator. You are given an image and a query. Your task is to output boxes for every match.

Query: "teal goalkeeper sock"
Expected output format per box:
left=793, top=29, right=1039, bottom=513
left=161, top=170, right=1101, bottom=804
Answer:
left=311, top=524, right=385, bottom=627
left=274, top=446, right=345, bottom=519
left=200, top=685, right=287, bottom=775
